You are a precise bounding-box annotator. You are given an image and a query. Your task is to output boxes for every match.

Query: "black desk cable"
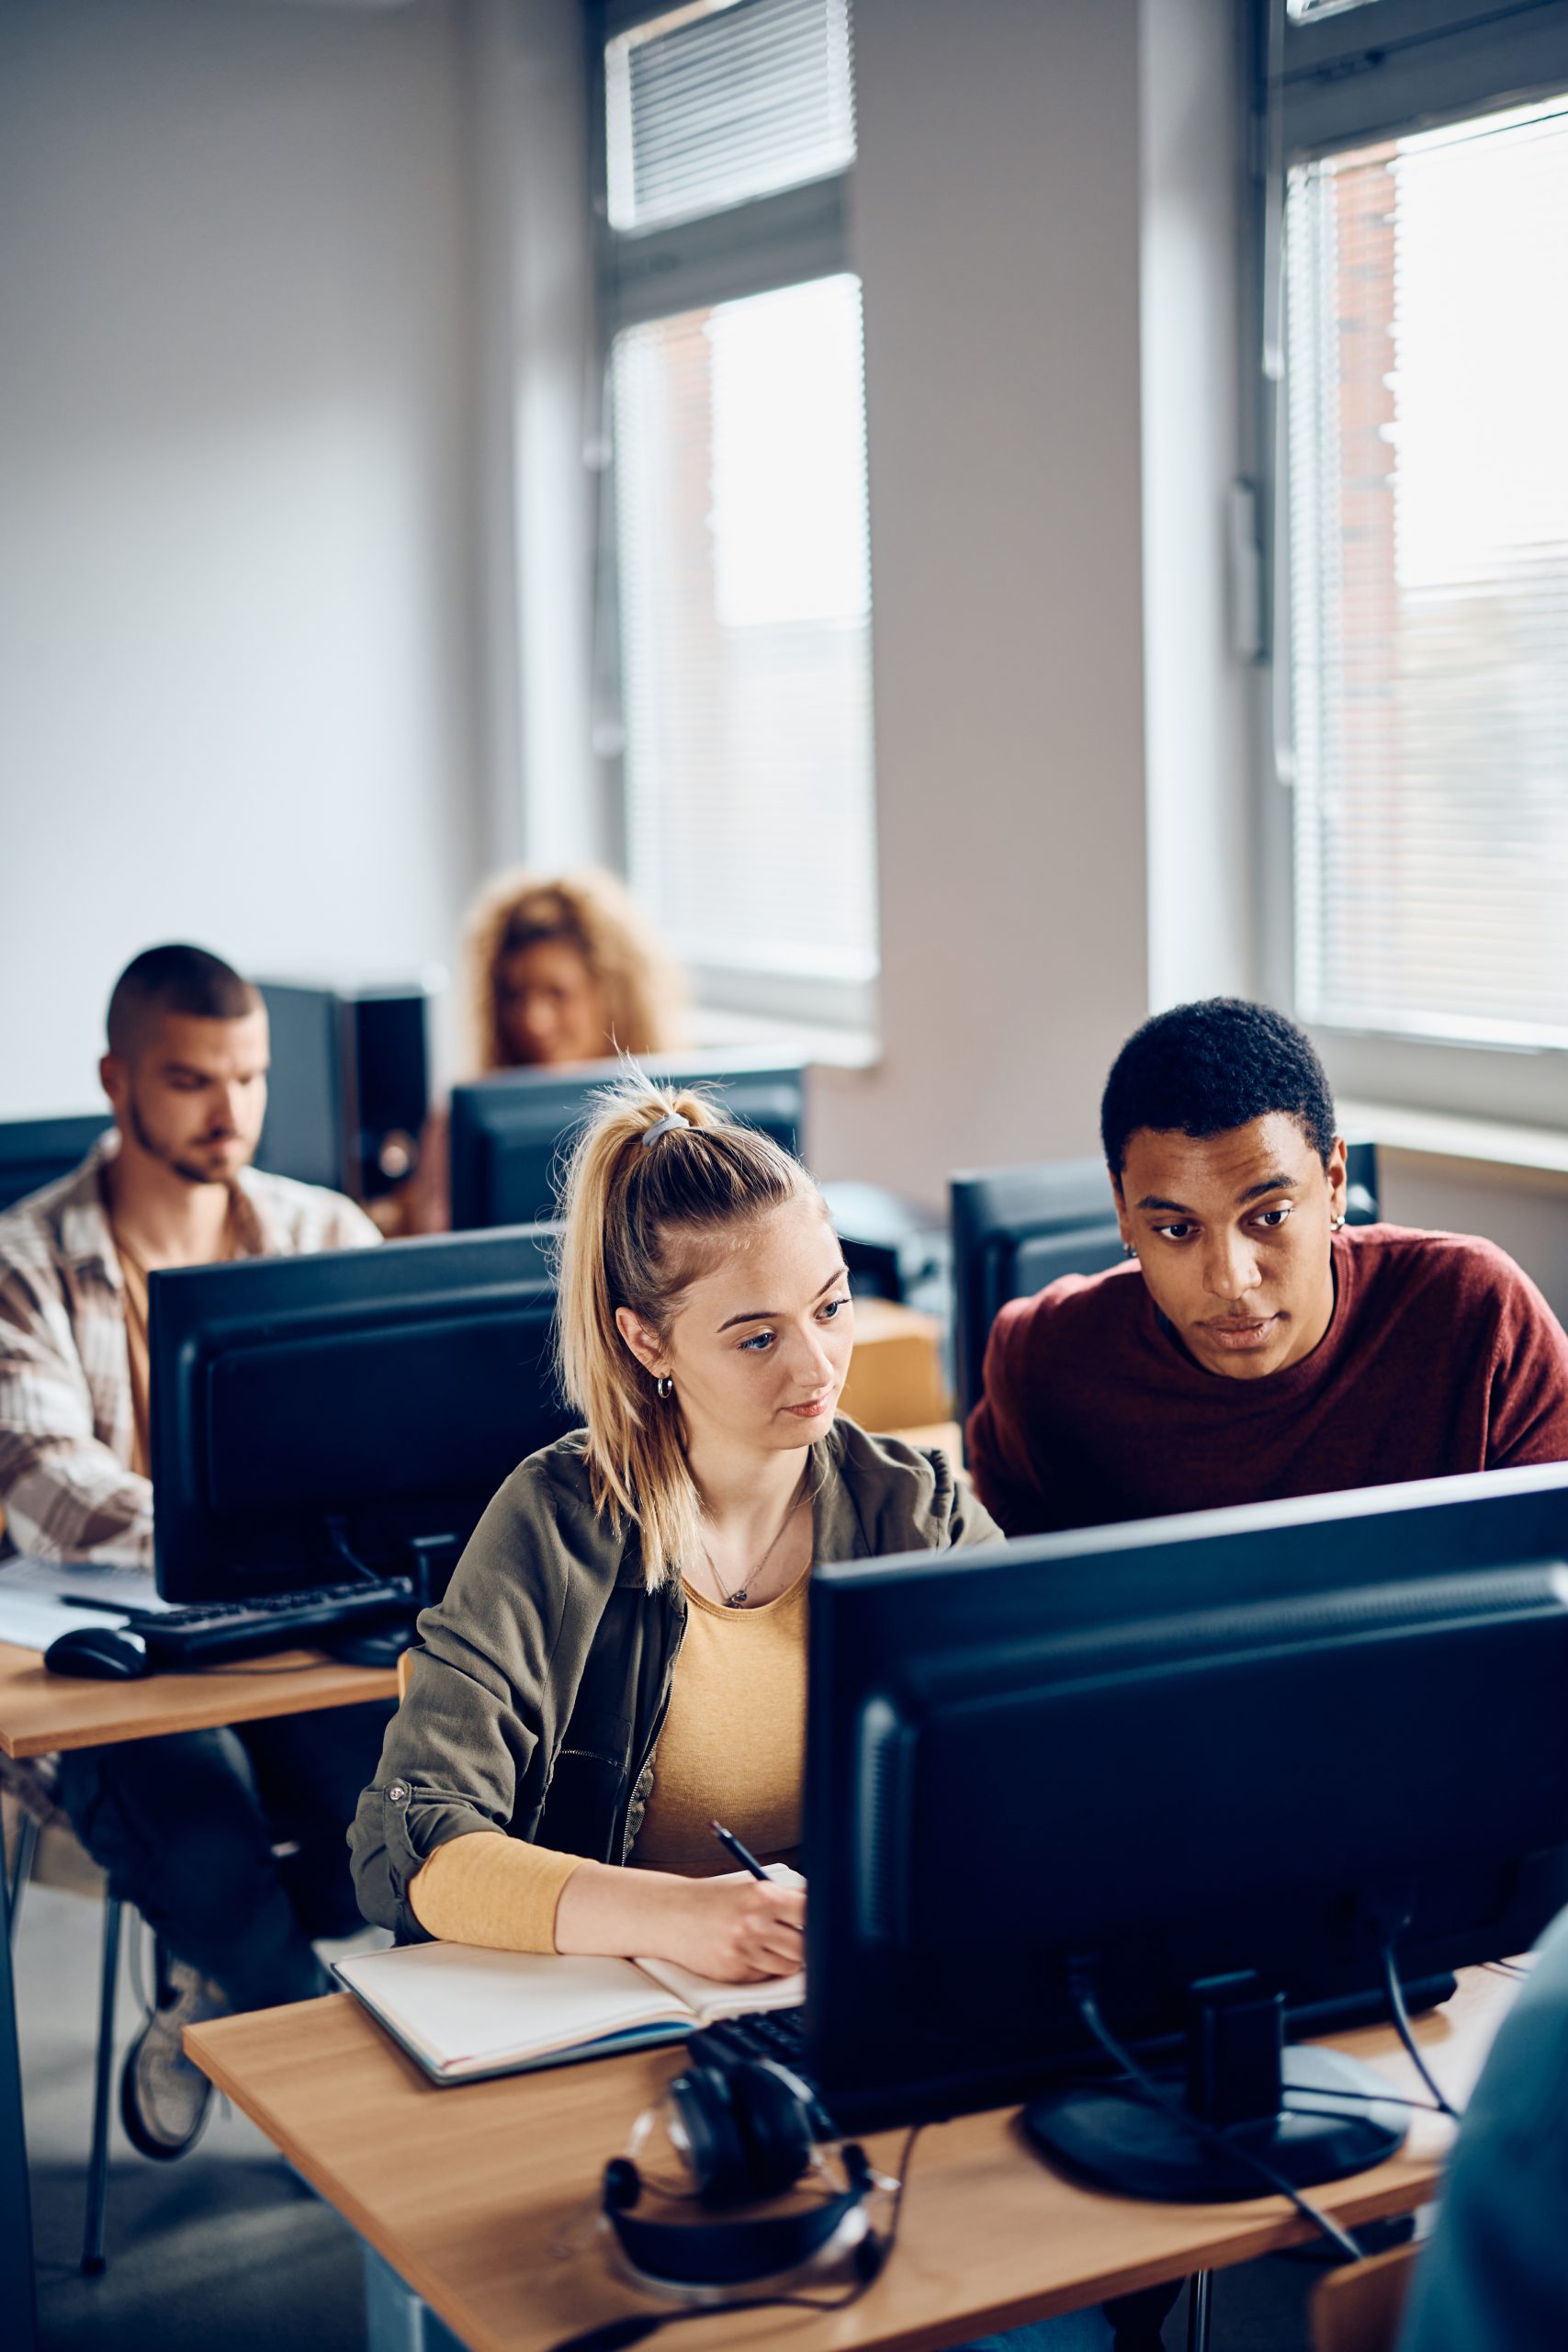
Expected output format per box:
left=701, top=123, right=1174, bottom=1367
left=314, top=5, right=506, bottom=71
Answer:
left=1375, top=1933, right=1461, bottom=2122
left=1066, top=1966, right=1366, bottom=2266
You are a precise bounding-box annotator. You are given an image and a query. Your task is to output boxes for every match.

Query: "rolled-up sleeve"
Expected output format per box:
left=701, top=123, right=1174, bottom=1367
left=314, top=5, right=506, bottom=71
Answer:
left=0, top=1261, right=152, bottom=1566
left=348, top=1467, right=573, bottom=1939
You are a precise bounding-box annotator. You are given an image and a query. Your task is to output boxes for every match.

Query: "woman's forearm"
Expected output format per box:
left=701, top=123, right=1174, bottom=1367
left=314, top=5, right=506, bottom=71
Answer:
left=557, top=1860, right=806, bottom=1981
left=552, top=1858, right=692, bottom=1957
left=412, top=1836, right=807, bottom=1982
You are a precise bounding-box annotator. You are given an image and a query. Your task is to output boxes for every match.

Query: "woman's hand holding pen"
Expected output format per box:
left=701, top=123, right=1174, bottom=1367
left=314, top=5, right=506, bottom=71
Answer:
left=659, top=1870, right=805, bottom=1981
left=551, top=1826, right=806, bottom=1984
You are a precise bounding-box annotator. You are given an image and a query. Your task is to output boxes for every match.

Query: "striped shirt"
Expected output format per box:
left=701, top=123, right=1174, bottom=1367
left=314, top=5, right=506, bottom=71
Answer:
left=0, top=1134, right=378, bottom=1566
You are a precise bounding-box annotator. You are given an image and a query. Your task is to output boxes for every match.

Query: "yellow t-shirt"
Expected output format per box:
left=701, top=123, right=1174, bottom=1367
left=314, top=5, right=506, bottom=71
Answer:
left=408, top=1565, right=808, bottom=1952
left=630, top=1566, right=807, bottom=1874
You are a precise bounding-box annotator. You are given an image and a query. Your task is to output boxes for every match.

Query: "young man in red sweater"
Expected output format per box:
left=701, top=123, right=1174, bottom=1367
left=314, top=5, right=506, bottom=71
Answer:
left=967, top=998, right=1568, bottom=1538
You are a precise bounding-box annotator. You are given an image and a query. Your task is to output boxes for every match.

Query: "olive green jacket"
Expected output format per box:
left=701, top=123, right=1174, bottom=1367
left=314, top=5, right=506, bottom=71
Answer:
left=349, top=1417, right=1002, bottom=1942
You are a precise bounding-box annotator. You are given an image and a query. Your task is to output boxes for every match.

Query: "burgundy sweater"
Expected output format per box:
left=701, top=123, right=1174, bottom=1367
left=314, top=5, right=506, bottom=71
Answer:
left=966, top=1225, right=1568, bottom=1538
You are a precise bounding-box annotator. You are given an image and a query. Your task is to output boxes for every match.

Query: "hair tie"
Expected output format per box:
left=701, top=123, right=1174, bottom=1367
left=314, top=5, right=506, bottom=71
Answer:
left=641, top=1111, right=690, bottom=1148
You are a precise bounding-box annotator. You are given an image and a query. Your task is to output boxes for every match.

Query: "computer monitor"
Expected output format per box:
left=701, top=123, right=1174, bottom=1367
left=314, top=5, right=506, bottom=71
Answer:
left=447, top=1051, right=808, bottom=1230
left=804, top=1459, right=1568, bottom=2193
left=949, top=1141, right=1382, bottom=1422
left=150, top=1227, right=573, bottom=1603
left=0, top=1114, right=113, bottom=1214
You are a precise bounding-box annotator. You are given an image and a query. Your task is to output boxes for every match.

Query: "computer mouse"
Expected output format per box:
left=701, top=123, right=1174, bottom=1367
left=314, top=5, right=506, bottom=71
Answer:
left=43, top=1623, right=150, bottom=1679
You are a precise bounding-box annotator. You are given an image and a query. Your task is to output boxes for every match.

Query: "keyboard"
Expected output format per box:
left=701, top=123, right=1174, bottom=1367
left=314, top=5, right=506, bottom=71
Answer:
left=130, top=1577, right=413, bottom=1668
left=686, top=2007, right=809, bottom=2074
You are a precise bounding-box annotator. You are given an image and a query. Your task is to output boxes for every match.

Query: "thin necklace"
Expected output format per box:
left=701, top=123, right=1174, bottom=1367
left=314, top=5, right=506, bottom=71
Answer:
left=698, top=1470, right=809, bottom=1610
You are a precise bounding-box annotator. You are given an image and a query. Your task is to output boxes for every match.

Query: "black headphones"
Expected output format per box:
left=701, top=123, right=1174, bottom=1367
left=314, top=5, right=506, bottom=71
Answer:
left=600, top=2055, right=885, bottom=2291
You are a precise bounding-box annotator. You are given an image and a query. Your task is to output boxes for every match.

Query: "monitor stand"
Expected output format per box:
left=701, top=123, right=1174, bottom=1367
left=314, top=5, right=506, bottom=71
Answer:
left=323, top=1530, right=458, bottom=1670
left=1022, top=1972, right=1407, bottom=2201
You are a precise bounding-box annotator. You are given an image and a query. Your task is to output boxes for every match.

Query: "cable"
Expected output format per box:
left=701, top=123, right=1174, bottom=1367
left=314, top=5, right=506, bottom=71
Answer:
left=1066, top=1969, right=1365, bottom=2265
left=1377, top=1937, right=1461, bottom=2122
left=1282, top=2084, right=1446, bottom=2118
left=547, top=2122, right=925, bottom=2352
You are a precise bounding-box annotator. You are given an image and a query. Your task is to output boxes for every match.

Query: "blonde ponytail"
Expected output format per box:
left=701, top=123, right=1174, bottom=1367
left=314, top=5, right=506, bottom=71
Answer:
left=555, top=1074, right=814, bottom=1589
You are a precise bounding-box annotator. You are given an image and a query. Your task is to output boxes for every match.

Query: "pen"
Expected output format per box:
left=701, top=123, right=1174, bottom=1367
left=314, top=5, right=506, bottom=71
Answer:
left=710, top=1819, right=771, bottom=1883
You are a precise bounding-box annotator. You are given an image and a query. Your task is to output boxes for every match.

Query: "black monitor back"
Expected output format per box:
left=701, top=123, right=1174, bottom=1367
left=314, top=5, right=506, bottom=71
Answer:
left=448, top=1050, right=807, bottom=1230
left=151, top=1227, right=572, bottom=1601
left=0, top=1114, right=113, bottom=1214
left=805, top=1459, right=1568, bottom=2132
left=949, top=1141, right=1381, bottom=1423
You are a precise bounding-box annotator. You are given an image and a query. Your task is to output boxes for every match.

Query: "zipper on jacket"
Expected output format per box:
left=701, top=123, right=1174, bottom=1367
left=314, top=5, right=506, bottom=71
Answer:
left=613, top=1612, right=683, bottom=1860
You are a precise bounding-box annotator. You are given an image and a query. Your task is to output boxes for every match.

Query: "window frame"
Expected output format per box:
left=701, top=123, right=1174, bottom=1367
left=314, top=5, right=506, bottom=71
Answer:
left=588, top=0, right=876, bottom=1034
left=1251, top=0, right=1568, bottom=1130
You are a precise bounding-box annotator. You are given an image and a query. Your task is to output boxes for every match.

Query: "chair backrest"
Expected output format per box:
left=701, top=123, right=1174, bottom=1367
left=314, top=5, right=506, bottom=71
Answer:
left=949, top=1158, right=1122, bottom=1424
left=948, top=1140, right=1382, bottom=1425
left=0, top=1114, right=112, bottom=1214
left=1343, top=1138, right=1380, bottom=1227
left=396, top=1646, right=416, bottom=1703
left=1310, top=2240, right=1419, bottom=2352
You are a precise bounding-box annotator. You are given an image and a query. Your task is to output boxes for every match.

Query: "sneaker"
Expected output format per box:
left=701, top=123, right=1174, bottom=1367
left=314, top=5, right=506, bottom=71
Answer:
left=118, top=1959, right=226, bottom=2162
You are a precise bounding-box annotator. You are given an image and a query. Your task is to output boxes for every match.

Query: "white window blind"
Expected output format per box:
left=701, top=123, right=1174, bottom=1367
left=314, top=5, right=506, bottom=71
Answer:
left=612, top=274, right=877, bottom=992
left=606, top=0, right=854, bottom=234
left=1286, top=97, right=1568, bottom=1050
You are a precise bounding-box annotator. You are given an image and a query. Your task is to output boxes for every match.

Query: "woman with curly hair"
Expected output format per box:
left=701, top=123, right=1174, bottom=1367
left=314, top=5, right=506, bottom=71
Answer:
left=405, top=868, right=687, bottom=1229
left=462, top=867, right=686, bottom=1074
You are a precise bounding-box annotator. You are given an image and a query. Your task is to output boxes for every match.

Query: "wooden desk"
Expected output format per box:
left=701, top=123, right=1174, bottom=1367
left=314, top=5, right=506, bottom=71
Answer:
left=0, top=1640, right=396, bottom=2352
left=0, top=1637, right=397, bottom=1759
left=186, top=1968, right=1515, bottom=2352
left=838, top=1301, right=951, bottom=1433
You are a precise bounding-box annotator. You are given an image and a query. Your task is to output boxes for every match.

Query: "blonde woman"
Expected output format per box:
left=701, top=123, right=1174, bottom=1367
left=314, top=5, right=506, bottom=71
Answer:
left=351, top=1080, right=1000, bottom=1981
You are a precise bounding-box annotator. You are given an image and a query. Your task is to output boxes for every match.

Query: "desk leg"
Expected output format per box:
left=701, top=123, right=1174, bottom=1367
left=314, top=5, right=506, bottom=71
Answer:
left=0, top=1838, right=39, bottom=2352
left=363, top=2243, right=468, bottom=2352
left=1185, top=2270, right=1212, bottom=2352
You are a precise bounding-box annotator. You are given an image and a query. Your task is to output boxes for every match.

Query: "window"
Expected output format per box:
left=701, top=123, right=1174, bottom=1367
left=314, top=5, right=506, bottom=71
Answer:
left=605, top=0, right=854, bottom=232
left=596, top=0, right=877, bottom=1026
left=1286, top=98, right=1568, bottom=1054
left=1266, top=0, right=1568, bottom=1124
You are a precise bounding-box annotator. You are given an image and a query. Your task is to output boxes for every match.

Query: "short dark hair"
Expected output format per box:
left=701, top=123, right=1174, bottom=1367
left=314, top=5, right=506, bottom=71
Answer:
left=1100, top=998, right=1337, bottom=1179
left=106, top=944, right=260, bottom=1057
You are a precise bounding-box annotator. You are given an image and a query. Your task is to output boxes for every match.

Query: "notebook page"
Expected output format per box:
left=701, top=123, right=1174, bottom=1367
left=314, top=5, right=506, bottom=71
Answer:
left=334, top=1943, right=691, bottom=2077
left=633, top=1955, right=805, bottom=2019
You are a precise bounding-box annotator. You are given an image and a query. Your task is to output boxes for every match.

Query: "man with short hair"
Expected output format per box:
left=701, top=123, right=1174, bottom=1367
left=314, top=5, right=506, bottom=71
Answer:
left=0, top=944, right=388, bottom=2159
left=968, top=997, right=1568, bottom=1537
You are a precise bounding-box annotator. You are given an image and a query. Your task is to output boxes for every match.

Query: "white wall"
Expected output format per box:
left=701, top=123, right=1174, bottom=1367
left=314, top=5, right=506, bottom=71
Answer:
left=814, top=0, right=1151, bottom=1202
left=1378, top=1159, right=1568, bottom=1323
left=1141, top=0, right=1257, bottom=1010
left=0, top=0, right=481, bottom=1114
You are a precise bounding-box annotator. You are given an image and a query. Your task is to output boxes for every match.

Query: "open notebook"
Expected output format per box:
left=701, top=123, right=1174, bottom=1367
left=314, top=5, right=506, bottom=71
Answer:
left=334, top=1936, right=804, bottom=2086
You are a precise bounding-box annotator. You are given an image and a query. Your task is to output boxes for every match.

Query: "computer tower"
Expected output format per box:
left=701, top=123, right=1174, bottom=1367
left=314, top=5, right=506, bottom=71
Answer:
left=257, top=979, right=435, bottom=1204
